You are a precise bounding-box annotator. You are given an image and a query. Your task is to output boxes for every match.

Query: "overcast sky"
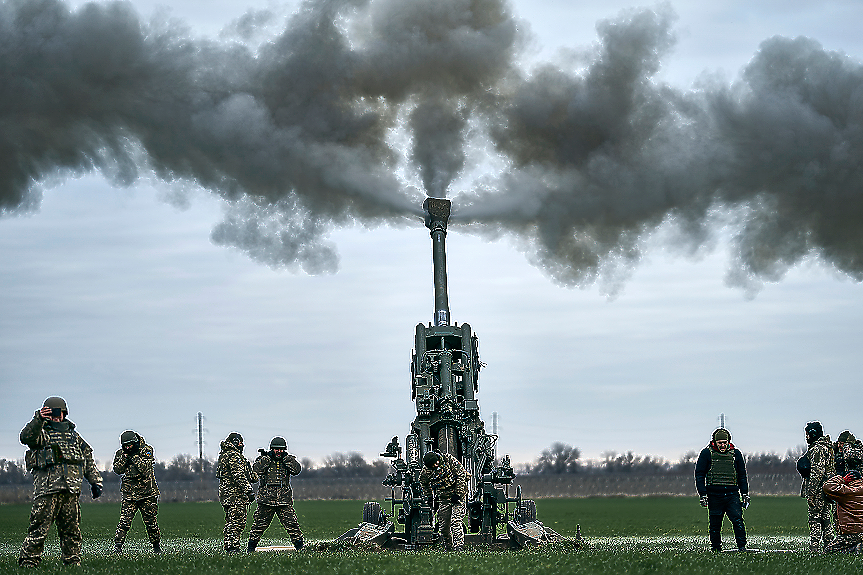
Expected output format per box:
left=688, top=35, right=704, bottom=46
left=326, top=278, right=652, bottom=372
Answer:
left=2, top=0, right=862, bottom=472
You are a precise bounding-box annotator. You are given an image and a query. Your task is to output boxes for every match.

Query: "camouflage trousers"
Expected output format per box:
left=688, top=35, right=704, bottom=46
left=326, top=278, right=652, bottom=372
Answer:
left=824, top=533, right=863, bottom=554
left=249, top=502, right=303, bottom=544
left=808, top=501, right=836, bottom=552
left=116, top=496, right=160, bottom=545
left=19, top=491, right=82, bottom=567
left=436, top=499, right=466, bottom=549
left=223, top=502, right=250, bottom=551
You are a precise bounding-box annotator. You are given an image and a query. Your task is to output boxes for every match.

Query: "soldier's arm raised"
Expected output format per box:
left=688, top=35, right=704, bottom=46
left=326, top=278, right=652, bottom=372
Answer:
left=286, top=454, right=301, bottom=476
left=253, top=454, right=271, bottom=474
left=113, top=449, right=129, bottom=474
left=19, top=413, right=47, bottom=448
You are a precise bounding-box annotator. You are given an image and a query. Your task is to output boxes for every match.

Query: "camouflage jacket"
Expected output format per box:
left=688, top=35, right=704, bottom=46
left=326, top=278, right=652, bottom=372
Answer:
left=253, top=452, right=301, bottom=506
left=803, top=436, right=836, bottom=503
left=112, top=434, right=159, bottom=500
left=217, top=440, right=258, bottom=506
left=20, top=414, right=102, bottom=498
left=419, top=453, right=468, bottom=501
left=838, top=440, right=863, bottom=473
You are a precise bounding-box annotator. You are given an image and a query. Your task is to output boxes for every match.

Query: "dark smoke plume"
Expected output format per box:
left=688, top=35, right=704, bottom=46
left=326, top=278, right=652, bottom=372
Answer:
left=2, top=0, right=863, bottom=290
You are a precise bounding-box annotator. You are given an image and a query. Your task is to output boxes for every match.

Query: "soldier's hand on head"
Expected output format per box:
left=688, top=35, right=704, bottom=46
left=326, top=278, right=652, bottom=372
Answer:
left=699, top=495, right=709, bottom=507
left=91, top=484, right=103, bottom=499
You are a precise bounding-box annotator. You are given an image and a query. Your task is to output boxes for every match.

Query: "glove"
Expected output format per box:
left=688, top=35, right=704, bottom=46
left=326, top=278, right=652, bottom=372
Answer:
left=450, top=494, right=460, bottom=504
left=699, top=495, right=708, bottom=508
left=844, top=470, right=862, bottom=484
left=91, top=484, right=103, bottom=499
left=247, top=491, right=255, bottom=502
left=742, top=494, right=751, bottom=509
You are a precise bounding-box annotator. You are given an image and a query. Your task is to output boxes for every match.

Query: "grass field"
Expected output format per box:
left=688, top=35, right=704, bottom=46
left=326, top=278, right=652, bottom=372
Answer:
left=1, top=497, right=859, bottom=573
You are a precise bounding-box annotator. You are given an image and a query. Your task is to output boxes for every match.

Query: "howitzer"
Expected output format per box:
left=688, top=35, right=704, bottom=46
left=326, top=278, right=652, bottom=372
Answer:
left=338, top=198, right=575, bottom=550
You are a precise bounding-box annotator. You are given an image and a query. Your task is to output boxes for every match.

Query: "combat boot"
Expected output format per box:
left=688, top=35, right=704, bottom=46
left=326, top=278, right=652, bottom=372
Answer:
left=292, top=538, right=304, bottom=550
left=153, top=541, right=161, bottom=554
left=247, top=538, right=259, bottom=553
left=114, top=543, right=122, bottom=554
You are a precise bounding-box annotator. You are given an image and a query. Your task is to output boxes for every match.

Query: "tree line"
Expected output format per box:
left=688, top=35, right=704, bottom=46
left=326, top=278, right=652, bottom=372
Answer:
left=521, top=442, right=808, bottom=476
left=0, top=442, right=808, bottom=485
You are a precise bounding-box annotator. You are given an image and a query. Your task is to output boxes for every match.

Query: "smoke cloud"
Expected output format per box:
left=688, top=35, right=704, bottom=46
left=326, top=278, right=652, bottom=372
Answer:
left=2, top=0, right=862, bottom=291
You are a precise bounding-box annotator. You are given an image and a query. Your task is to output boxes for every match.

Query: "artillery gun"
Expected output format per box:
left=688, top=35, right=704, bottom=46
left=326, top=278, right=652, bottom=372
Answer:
left=338, top=198, right=574, bottom=549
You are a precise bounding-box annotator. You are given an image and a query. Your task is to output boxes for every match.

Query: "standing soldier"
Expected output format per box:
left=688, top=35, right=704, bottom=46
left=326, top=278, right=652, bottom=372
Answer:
left=801, top=421, right=836, bottom=552
left=112, top=430, right=161, bottom=554
left=694, top=428, right=749, bottom=552
left=18, top=396, right=103, bottom=568
left=217, top=432, right=258, bottom=553
left=247, top=437, right=304, bottom=552
left=419, top=451, right=468, bottom=551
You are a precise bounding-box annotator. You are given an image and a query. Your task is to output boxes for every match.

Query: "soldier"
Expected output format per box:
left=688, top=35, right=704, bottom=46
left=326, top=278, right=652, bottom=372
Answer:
left=247, top=437, right=304, bottom=552
left=112, top=430, right=161, bottom=554
left=800, top=421, right=836, bottom=552
left=419, top=451, right=468, bottom=551
left=694, top=428, right=749, bottom=552
left=18, top=396, right=103, bottom=568
left=217, top=432, right=258, bottom=553
left=823, top=469, right=863, bottom=553
left=835, top=430, right=863, bottom=476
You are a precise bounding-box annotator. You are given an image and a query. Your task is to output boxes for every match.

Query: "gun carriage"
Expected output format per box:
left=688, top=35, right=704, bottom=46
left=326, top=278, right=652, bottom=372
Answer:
left=339, top=198, right=574, bottom=549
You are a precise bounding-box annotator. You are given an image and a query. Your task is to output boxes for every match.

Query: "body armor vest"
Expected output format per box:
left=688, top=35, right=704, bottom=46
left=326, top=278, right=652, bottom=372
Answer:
left=707, top=448, right=737, bottom=487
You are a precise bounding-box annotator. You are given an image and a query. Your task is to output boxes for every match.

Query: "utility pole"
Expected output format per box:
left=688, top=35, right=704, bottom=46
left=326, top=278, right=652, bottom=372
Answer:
left=492, top=412, right=498, bottom=435
left=194, top=412, right=208, bottom=480
left=718, top=413, right=726, bottom=429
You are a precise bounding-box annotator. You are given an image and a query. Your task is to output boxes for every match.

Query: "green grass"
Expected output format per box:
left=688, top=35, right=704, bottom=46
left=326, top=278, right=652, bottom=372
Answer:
left=1, top=497, right=858, bottom=574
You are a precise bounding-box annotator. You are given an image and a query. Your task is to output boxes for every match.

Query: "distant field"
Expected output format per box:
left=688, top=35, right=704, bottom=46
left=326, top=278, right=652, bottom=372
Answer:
left=2, top=497, right=859, bottom=574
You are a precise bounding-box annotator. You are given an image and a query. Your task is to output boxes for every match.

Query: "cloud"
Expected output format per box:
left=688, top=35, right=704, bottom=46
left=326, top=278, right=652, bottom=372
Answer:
left=1, top=0, right=862, bottom=291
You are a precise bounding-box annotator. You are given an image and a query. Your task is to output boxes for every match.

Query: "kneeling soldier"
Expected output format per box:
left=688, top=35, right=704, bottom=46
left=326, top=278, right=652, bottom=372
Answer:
left=247, top=437, right=304, bottom=551
left=113, top=430, right=161, bottom=553
left=217, top=432, right=258, bottom=553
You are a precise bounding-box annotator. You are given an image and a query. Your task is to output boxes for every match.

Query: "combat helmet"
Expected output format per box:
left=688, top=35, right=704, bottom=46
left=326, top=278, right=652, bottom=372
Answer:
left=269, top=436, right=287, bottom=450
left=120, top=430, right=139, bottom=446
left=43, top=396, right=68, bottom=415
left=423, top=451, right=441, bottom=468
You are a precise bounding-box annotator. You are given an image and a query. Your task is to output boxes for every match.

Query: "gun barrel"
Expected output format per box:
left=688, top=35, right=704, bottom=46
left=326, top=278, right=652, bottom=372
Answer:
left=423, top=198, right=451, bottom=326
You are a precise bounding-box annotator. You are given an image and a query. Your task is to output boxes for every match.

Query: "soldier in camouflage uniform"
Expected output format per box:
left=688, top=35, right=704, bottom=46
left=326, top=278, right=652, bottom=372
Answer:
left=112, top=430, right=161, bottom=553
left=247, top=437, right=304, bottom=551
left=217, top=432, right=258, bottom=553
left=419, top=451, right=468, bottom=551
left=18, top=397, right=103, bottom=568
left=801, top=421, right=837, bottom=552
left=835, top=430, right=863, bottom=476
